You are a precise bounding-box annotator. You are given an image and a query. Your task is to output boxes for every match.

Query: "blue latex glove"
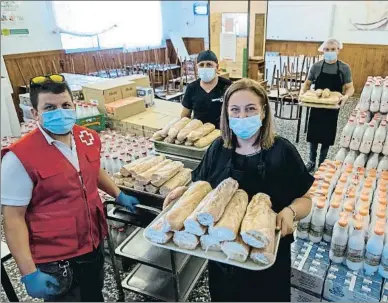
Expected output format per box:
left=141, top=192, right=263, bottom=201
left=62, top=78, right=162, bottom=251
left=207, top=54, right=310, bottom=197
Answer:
left=116, top=191, right=140, bottom=212
left=21, top=269, right=59, bottom=299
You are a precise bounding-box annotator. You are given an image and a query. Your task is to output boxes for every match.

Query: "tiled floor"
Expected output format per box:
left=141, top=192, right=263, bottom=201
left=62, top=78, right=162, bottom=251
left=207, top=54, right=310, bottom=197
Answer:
left=0, top=98, right=357, bottom=302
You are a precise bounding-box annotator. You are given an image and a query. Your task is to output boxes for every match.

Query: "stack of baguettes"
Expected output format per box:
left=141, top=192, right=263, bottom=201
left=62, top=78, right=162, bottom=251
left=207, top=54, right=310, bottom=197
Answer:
left=145, top=177, right=278, bottom=266
left=151, top=117, right=221, bottom=148
left=114, top=155, right=192, bottom=197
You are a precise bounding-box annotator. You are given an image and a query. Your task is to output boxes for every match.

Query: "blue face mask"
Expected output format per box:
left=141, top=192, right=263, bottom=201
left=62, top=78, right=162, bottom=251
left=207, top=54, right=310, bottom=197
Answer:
left=229, top=115, right=262, bottom=140
left=41, top=109, right=76, bottom=135
left=198, top=67, right=216, bottom=83
left=324, top=51, right=337, bottom=62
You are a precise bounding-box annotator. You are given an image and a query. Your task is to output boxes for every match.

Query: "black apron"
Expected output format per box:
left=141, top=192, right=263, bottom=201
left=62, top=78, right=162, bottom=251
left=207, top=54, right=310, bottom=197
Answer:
left=307, top=61, right=344, bottom=146
left=206, top=149, right=291, bottom=302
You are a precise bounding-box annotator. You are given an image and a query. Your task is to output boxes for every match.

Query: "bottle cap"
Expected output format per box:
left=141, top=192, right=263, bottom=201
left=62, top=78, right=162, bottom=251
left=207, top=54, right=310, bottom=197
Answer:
left=331, top=201, right=340, bottom=208
left=340, top=176, right=348, bottom=183
left=359, top=207, right=369, bottom=216
left=378, top=197, right=387, bottom=206
left=335, top=188, right=343, bottom=195
left=374, top=225, right=384, bottom=236
left=360, top=194, right=369, bottom=203
left=354, top=220, right=363, bottom=230
left=344, top=203, right=354, bottom=212
left=316, top=200, right=325, bottom=209
left=368, top=169, right=377, bottom=177
left=338, top=217, right=348, bottom=227
left=348, top=191, right=356, bottom=199
left=376, top=209, right=386, bottom=219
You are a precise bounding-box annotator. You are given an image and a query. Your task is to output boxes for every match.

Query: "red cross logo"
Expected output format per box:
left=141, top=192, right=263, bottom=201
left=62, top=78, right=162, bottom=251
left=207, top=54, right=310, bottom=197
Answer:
left=79, top=130, right=94, bottom=146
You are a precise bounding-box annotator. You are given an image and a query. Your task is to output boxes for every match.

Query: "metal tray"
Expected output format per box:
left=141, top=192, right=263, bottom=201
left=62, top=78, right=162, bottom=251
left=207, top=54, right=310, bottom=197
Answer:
left=121, top=256, right=207, bottom=302
left=143, top=203, right=281, bottom=271
left=150, top=139, right=208, bottom=160
left=154, top=152, right=201, bottom=170
left=299, top=101, right=340, bottom=110
left=115, top=227, right=191, bottom=273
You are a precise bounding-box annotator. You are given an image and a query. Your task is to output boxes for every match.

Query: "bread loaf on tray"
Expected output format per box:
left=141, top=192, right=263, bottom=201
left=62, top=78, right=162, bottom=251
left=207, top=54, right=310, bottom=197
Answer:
left=152, top=130, right=164, bottom=141
left=136, top=159, right=172, bottom=185
left=120, top=156, right=153, bottom=177
left=164, top=136, right=175, bottom=144
left=177, top=119, right=203, bottom=142
left=197, top=178, right=239, bottom=226
left=200, top=234, right=221, bottom=252
left=129, top=155, right=165, bottom=178
left=250, top=212, right=277, bottom=265
left=168, top=117, right=191, bottom=139
left=240, top=193, right=275, bottom=248
left=220, top=235, right=250, bottom=263
left=183, top=193, right=211, bottom=236
left=162, top=181, right=212, bottom=232
left=160, top=118, right=180, bottom=137
left=159, top=168, right=192, bottom=197
left=187, top=123, right=215, bottom=142
left=151, top=161, right=184, bottom=187
left=145, top=184, right=159, bottom=194
left=123, top=178, right=135, bottom=188
left=145, top=214, right=173, bottom=244
left=173, top=231, right=199, bottom=250
left=209, top=189, right=248, bottom=241
left=194, top=129, right=221, bottom=148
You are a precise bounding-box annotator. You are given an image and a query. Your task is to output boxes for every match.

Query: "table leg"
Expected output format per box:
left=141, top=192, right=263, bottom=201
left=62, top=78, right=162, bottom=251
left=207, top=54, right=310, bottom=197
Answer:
left=304, top=107, right=310, bottom=133
left=1, top=262, right=19, bottom=302
left=170, top=251, right=180, bottom=302
left=296, top=106, right=302, bottom=144
left=106, top=229, right=125, bottom=302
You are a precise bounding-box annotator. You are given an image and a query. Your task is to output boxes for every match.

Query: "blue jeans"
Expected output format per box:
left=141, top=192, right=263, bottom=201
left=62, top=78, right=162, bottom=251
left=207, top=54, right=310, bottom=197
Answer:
left=309, top=143, right=330, bottom=166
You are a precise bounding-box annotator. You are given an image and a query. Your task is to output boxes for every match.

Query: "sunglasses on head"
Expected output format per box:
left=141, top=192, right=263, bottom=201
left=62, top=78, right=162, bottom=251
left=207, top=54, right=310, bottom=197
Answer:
left=30, top=74, right=65, bottom=87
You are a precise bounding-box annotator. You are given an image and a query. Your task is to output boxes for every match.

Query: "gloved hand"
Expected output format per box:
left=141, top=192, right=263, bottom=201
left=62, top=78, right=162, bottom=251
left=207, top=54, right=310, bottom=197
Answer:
left=116, top=191, right=140, bottom=212
left=21, top=269, right=59, bottom=299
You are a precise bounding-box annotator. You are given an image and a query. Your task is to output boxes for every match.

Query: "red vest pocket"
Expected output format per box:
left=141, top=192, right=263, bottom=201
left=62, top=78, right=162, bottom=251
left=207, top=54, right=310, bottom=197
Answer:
left=29, top=217, right=78, bottom=262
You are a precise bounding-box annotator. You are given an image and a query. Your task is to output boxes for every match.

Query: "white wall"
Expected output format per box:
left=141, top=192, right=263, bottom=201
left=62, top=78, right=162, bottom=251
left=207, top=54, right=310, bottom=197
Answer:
left=161, top=1, right=209, bottom=47
left=1, top=1, right=62, bottom=55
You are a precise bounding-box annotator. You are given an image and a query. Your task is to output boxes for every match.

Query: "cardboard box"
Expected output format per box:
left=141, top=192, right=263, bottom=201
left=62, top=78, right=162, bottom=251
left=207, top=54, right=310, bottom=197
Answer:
left=119, top=75, right=151, bottom=88
left=291, top=239, right=330, bottom=265
left=105, top=97, right=146, bottom=121
left=291, top=286, right=321, bottom=302
left=323, top=264, right=383, bottom=302
left=381, top=280, right=388, bottom=302
left=149, top=99, right=183, bottom=117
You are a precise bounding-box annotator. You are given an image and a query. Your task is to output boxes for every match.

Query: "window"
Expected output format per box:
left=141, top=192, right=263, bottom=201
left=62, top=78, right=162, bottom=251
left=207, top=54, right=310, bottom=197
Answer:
left=51, top=1, right=162, bottom=52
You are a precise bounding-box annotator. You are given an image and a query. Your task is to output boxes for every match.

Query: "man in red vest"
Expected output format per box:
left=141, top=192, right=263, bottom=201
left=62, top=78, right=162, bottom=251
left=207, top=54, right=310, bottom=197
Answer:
left=1, top=75, right=139, bottom=301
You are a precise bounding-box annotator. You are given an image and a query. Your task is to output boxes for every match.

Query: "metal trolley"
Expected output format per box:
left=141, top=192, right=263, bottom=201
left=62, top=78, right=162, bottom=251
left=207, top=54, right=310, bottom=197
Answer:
left=104, top=189, right=207, bottom=302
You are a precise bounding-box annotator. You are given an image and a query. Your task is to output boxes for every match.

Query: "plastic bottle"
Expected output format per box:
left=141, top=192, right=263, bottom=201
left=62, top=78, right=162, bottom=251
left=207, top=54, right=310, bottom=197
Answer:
left=378, top=240, right=388, bottom=278
left=369, top=210, right=385, bottom=239
left=296, top=204, right=313, bottom=240
left=344, top=150, right=357, bottom=167
left=340, top=118, right=356, bottom=148
left=381, top=83, right=388, bottom=113
left=372, top=120, right=387, bottom=153
left=324, top=200, right=341, bottom=242
left=346, top=220, right=365, bottom=270
left=91, top=104, right=100, bottom=116
left=354, top=153, right=368, bottom=168
left=383, top=133, right=388, bottom=156
left=360, top=83, right=373, bottom=112
left=335, top=148, right=348, bottom=163
left=309, top=199, right=326, bottom=243
left=370, top=82, right=383, bottom=113
left=330, top=216, right=349, bottom=263
left=358, top=206, right=370, bottom=237
left=105, top=155, right=114, bottom=175
left=366, top=153, right=380, bottom=170
left=359, top=123, right=375, bottom=154
left=364, top=223, right=385, bottom=275
left=378, top=156, right=388, bottom=173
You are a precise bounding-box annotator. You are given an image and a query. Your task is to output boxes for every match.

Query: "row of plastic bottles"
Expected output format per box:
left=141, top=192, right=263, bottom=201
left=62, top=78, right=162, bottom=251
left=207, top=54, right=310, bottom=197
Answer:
left=336, top=149, right=388, bottom=173
left=340, top=114, right=388, bottom=154
left=360, top=77, right=388, bottom=113
left=75, top=101, right=100, bottom=119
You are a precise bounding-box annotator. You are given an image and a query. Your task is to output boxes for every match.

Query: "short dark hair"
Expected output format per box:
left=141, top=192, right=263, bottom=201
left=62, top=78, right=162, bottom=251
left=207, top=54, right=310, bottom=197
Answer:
left=29, top=81, right=73, bottom=110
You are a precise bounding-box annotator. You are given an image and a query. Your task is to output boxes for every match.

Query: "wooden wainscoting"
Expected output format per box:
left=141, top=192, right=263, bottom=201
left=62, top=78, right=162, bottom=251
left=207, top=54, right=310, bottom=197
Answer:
left=266, top=40, right=388, bottom=94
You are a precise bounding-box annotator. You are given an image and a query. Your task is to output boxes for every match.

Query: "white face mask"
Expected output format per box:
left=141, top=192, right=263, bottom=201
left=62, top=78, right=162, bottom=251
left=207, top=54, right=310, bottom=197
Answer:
left=198, top=68, right=216, bottom=83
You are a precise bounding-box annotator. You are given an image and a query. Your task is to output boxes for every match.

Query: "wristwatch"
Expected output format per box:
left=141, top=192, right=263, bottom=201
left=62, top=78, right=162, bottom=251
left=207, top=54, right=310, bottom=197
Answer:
left=287, top=205, right=297, bottom=221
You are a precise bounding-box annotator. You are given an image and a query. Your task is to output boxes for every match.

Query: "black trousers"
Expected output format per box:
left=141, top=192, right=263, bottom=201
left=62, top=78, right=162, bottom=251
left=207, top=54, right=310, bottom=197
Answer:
left=37, top=244, right=105, bottom=302
left=309, top=142, right=330, bottom=166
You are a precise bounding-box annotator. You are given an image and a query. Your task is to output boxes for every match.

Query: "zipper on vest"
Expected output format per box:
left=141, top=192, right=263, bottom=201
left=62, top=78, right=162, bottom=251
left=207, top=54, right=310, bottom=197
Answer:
left=79, top=173, right=95, bottom=247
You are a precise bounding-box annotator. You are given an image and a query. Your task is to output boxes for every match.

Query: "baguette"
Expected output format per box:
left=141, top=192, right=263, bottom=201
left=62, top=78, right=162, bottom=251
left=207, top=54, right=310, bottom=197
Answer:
left=145, top=214, right=173, bottom=244
left=120, top=155, right=153, bottom=177
left=160, top=118, right=181, bottom=137
left=197, top=178, right=239, bottom=226
left=129, top=155, right=165, bottom=177
left=209, top=190, right=248, bottom=241
left=145, top=184, right=159, bottom=194
left=123, top=177, right=135, bottom=188
left=136, top=159, right=172, bottom=185
left=187, top=123, right=215, bottom=142
left=164, top=136, right=175, bottom=144
left=184, top=193, right=211, bottom=236
left=168, top=117, right=191, bottom=139
left=151, top=161, right=184, bottom=187
left=173, top=231, right=199, bottom=250
left=152, top=130, right=164, bottom=141
left=250, top=212, right=277, bottom=265
left=134, top=184, right=145, bottom=191
left=159, top=168, right=192, bottom=197
left=162, top=181, right=212, bottom=232
left=194, top=129, right=221, bottom=148
left=177, top=119, right=203, bottom=142
left=113, top=173, right=124, bottom=185
left=200, top=234, right=221, bottom=252
left=185, top=140, right=194, bottom=146
left=240, top=193, right=275, bottom=248
left=220, top=235, right=250, bottom=263
left=175, top=139, right=184, bottom=145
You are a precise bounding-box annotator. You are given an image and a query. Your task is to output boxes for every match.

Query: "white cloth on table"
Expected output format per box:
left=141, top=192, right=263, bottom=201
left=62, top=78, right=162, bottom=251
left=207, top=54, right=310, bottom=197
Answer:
left=1, top=124, right=79, bottom=206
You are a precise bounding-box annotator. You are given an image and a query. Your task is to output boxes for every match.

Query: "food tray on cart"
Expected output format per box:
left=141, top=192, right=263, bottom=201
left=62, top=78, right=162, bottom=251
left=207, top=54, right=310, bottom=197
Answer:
left=143, top=202, right=281, bottom=271
left=150, top=139, right=209, bottom=160
left=299, top=101, right=340, bottom=110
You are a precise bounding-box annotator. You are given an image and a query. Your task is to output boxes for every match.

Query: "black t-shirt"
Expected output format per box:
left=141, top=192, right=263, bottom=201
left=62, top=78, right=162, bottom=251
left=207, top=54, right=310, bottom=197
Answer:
left=182, top=77, right=232, bottom=129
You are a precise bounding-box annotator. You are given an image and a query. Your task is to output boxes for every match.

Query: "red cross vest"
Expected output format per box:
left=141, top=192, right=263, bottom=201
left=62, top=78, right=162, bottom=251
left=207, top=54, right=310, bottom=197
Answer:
left=1, top=125, right=108, bottom=264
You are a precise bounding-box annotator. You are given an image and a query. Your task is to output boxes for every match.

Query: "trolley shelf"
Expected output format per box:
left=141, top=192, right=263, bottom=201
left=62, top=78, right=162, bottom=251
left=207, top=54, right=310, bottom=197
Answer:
left=115, top=227, right=191, bottom=273
left=121, top=256, right=207, bottom=302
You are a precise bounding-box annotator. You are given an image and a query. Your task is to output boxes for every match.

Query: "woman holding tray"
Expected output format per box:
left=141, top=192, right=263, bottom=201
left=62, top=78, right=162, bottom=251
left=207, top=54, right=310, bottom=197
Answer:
left=300, top=38, right=354, bottom=172
left=164, top=78, right=314, bottom=302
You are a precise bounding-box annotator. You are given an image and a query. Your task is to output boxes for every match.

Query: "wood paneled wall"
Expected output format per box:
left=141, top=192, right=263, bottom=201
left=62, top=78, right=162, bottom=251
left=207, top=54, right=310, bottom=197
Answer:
left=266, top=40, right=388, bottom=94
